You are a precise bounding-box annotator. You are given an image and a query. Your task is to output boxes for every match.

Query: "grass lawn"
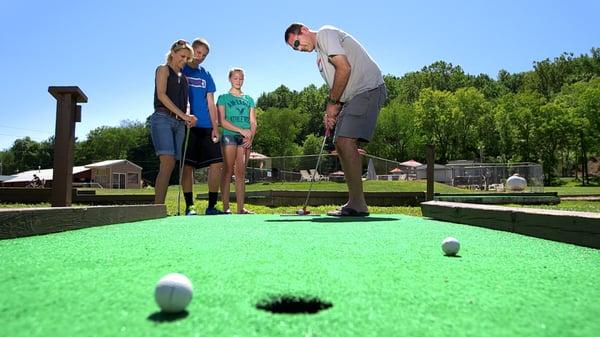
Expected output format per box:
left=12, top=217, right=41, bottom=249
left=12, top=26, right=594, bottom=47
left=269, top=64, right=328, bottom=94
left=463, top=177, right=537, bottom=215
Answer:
left=514, top=200, right=600, bottom=213
left=138, top=180, right=447, bottom=216
left=2, top=179, right=599, bottom=215
left=88, top=178, right=600, bottom=196
left=91, top=180, right=465, bottom=194
left=543, top=178, right=600, bottom=195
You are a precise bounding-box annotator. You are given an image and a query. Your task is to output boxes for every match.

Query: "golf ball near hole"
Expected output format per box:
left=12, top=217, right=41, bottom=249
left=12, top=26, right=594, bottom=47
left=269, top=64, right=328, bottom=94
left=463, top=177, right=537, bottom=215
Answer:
left=155, top=273, right=193, bottom=313
left=442, top=237, right=460, bottom=256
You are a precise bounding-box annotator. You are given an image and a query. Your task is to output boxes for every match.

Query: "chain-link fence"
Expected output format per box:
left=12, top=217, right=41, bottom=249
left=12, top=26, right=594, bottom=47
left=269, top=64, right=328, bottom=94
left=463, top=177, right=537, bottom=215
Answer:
left=445, top=162, right=544, bottom=192
left=194, top=153, right=544, bottom=192
left=245, top=153, right=408, bottom=183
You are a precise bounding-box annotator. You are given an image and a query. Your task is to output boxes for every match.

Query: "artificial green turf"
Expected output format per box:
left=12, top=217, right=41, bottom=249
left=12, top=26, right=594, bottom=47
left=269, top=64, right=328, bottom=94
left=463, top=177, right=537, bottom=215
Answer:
left=1, top=215, right=599, bottom=336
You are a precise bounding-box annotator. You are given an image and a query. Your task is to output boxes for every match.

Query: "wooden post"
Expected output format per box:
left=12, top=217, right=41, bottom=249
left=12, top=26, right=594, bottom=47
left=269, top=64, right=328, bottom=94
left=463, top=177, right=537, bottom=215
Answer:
left=426, top=144, right=435, bottom=201
left=48, top=86, right=87, bottom=207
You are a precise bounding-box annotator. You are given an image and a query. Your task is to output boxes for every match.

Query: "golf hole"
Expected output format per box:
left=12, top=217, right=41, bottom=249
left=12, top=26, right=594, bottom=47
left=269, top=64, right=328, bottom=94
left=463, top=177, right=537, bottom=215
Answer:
left=256, top=295, right=333, bottom=314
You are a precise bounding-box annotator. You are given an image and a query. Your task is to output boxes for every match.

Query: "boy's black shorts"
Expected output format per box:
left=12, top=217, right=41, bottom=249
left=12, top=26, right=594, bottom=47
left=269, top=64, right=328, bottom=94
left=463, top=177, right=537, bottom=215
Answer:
left=183, top=127, right=223, bottom=168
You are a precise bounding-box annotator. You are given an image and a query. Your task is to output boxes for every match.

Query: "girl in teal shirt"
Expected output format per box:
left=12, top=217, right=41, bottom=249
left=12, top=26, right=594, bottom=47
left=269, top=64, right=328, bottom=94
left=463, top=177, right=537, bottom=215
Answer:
left=217, top=68, right=257, bottom=214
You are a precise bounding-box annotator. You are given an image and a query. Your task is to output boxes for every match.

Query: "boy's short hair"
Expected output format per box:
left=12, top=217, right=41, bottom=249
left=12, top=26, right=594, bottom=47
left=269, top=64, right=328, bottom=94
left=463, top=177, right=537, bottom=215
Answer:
left=192, top=38, right=210, bottom=52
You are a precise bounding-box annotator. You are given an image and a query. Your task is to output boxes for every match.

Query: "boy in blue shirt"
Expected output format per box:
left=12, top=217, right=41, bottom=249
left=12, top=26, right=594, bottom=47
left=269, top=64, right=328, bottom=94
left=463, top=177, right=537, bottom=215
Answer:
left=181, top=38, right=225, bottom=215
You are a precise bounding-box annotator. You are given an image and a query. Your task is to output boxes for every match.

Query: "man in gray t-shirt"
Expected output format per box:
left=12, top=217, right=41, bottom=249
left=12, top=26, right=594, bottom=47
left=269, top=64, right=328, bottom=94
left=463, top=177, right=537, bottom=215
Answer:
left=285, top=23, right=387, bottom=217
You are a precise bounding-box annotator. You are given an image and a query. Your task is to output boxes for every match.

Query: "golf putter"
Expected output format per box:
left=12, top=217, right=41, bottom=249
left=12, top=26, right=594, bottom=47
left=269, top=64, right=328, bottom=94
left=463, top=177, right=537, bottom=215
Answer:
left=281, top=128, right=331, bottom=216
left=177, top=126, right=191, bottom=216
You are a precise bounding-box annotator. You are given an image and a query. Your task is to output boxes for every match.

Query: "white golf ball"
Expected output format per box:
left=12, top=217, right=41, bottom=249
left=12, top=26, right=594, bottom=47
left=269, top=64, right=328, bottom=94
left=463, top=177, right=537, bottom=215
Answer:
left=155, top=273, right=193, bottom=313
left=442, top=237, right=460, bottom=256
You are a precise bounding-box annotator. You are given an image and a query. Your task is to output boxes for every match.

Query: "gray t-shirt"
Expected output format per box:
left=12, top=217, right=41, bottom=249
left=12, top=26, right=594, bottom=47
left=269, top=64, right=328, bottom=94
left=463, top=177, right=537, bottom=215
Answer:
left=316, top=25, right=384, bottom=102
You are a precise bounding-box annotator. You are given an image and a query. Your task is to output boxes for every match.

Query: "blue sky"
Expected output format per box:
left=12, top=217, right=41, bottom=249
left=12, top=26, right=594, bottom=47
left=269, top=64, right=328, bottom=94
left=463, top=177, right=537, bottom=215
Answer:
left=0, top=0, right=598, bottom=150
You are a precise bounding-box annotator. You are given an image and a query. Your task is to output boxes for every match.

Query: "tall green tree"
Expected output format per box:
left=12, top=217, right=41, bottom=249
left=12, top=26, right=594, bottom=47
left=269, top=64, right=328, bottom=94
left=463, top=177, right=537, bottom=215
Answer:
left=451, top=87, right=492, bottom=160
left=256, top=85, right=297, bottom=110
left=420, top=61, right=470, bottom=92
left=494, top=92, right=546, bottom=162
left=414, top=88, right=455, bottom=162
left=295, top=84, right=328, bottom=142
left=302, top=134, right=324, bottom=156
left=368, top=99, right=424, bottom=161
left=497, top=69, right=524, bottom=93
left=0, top=150, right=15, bottom=175
left=8, top=137, right=42, bottom=173
left=535, top=101, right=579, bottom=180
left=554, top=77, right=600, bottom=184
left=76, top=120, right=147, bottom=164
left=253, top=107, right=307, bottom=157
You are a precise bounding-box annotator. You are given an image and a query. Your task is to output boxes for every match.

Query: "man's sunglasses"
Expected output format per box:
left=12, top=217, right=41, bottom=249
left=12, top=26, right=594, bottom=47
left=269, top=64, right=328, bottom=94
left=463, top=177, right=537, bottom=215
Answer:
left=293, top=39, right=300, bottom=48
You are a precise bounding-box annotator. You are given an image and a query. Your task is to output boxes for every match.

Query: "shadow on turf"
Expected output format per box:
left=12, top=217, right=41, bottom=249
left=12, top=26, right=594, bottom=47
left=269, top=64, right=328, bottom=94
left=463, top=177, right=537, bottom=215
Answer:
left=266, top=217, right=400, bottom=223
left=147, top=310, right=189, bottom=323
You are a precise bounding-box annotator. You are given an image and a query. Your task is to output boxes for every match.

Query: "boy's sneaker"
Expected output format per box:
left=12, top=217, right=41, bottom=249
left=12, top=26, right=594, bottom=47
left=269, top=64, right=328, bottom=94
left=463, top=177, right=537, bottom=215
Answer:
left=205, top=207, right=226, bottom=215
left=185, top=205, right=198, bottom=216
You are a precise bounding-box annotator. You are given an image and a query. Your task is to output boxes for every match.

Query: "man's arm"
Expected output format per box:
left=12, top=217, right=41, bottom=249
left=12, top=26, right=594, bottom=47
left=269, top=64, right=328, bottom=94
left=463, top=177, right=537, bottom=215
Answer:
left=207, top=92, right=220, bottom=141
left=324, top=54, right=351, bottom=130
left=207, top=92, right=219, bottom=128
left=327, top=54, right=351, bottom=103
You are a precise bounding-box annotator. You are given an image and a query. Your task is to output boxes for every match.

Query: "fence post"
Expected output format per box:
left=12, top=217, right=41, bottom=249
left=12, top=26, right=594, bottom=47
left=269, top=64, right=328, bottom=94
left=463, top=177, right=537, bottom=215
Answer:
left=48, top=86, right=87, bottom=207
left=426, top=144, right=435, bottom=201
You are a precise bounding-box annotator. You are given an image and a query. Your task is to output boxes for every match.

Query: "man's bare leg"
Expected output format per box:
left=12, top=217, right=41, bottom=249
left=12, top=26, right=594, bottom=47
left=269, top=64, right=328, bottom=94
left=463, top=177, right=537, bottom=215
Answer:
left=335, top=136, right=368, bottom=212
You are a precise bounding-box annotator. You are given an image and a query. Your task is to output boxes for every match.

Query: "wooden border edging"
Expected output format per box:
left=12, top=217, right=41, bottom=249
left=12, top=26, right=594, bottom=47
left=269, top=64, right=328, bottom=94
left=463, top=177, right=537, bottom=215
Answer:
left=0, top=204, right=167, bottom=240
left=0, top=188, right=154, bottom=205
left=421, top=201, right=600, bottom=249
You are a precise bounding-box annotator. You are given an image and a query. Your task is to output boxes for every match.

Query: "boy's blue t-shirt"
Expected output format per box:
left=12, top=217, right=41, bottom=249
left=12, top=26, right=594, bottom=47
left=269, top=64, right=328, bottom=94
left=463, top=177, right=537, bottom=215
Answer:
left=182, top=64, right=216, bottom=128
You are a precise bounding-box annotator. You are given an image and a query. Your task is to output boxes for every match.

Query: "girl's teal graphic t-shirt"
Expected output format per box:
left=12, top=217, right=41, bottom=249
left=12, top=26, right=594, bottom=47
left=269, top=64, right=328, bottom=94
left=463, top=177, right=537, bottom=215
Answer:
left=217, top=93, right=254, bottom=136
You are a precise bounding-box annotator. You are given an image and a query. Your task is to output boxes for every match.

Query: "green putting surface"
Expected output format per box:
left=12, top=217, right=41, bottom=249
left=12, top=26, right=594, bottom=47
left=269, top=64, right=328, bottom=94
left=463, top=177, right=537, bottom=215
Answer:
left=1, top=214, right=599, bottom=336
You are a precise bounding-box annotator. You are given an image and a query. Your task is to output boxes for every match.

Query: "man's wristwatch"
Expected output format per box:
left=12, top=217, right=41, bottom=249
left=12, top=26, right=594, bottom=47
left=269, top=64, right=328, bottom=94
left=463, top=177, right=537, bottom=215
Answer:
left=327, top=96, right=340, bottom=105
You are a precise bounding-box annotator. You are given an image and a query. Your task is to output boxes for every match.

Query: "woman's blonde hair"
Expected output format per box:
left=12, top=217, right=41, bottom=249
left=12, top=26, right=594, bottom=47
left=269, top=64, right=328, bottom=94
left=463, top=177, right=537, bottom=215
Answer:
left=166, top=39, right=193, bottom=63
left=228, top=67, right=245, bottom=78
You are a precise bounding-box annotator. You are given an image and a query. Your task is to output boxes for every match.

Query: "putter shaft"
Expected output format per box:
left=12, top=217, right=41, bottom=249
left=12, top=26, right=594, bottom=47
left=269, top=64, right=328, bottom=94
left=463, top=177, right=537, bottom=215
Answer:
left=302, top=131, right=329, bottom=210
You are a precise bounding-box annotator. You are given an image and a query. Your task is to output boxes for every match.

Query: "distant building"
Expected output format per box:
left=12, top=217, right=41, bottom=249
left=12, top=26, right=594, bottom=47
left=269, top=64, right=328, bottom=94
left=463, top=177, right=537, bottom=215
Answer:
left=416, top=164, right=453, bottom=183
left=1, top=167, right=90, bottom=187
left=0, top=175, right=17, bottom=184
left=1, top=159, right=143, bottom=189
left=86, top=160, right=142, bottom=189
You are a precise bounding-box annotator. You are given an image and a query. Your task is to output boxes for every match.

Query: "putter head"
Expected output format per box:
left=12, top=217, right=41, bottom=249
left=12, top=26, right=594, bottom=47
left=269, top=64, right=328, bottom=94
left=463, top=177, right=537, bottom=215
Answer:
left=298, top=207, right=310, bottom=215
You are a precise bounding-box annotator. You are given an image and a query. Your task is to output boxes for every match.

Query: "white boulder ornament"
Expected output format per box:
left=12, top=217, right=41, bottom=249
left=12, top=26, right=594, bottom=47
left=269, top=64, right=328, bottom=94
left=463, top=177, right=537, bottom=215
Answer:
left=506, top=174, right=527, bottom=191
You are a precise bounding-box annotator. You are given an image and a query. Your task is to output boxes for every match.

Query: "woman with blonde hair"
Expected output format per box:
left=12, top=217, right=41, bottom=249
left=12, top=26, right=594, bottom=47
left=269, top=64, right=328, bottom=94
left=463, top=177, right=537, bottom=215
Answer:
left=150, top=40, right=197, bottom=205
left=217, top=68, right=257, bottom=214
